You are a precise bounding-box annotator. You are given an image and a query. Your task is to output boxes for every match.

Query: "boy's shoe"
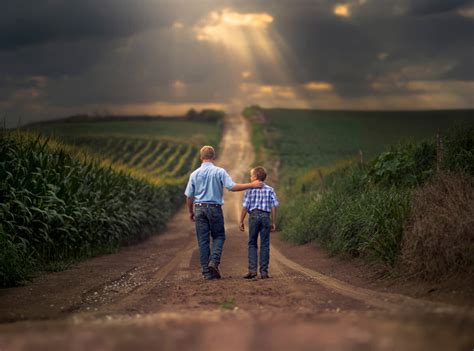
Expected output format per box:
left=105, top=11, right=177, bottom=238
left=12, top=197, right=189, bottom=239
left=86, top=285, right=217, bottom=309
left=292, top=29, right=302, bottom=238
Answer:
left=208, top=261, right=221, bottom=279
left=243, top=272, right=257, bottom=279
left=203, top=274, right=216, bottom=280
left=260, top=273, right=270, bottom=279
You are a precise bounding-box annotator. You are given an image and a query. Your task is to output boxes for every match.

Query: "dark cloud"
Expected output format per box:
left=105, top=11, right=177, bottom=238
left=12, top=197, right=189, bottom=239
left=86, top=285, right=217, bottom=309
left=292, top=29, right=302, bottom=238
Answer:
left=1, top=1, right=164, bottom=50
left=404, top=0, right=473, bottom=15
left=271, top=15, right=378, bottom=96
left=0, top=39, right=117, bottom=79
left=263, top=2, right=474, bottom=96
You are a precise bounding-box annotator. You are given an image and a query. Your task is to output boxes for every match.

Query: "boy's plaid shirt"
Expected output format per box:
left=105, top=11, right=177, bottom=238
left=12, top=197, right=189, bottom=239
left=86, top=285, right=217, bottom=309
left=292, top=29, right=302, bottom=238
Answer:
left=242, top=184, right=279, bottom=213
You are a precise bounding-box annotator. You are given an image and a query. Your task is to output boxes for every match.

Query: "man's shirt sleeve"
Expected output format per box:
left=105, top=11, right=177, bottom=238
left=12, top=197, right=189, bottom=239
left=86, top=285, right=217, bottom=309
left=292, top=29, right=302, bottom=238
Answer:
left=271, top=190, right=279, bottom=208
left=221, top=169, right=236, bottom=190
left=184, top=174, right=195, bottom=197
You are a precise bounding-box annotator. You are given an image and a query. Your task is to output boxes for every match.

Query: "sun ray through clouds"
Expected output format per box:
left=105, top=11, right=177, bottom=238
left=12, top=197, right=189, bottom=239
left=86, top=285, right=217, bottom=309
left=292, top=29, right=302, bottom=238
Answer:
left=194, top=8, right=312, bottom=111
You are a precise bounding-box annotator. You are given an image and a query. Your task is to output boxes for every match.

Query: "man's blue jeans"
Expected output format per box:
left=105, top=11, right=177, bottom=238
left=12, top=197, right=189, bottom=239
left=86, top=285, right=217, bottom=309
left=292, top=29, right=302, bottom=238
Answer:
left=248, top=210, right=271, bottom=274
left=194, top=206, right=226, bottom=277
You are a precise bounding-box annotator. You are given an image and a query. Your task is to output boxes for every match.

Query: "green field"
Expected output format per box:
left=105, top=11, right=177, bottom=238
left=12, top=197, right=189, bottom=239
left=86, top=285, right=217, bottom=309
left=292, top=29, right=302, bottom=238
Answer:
left=23, top=117, right=222, bottom=184
left=25, top=118, right=221, bottom=146
left=260, top=108, right=474, bottom=183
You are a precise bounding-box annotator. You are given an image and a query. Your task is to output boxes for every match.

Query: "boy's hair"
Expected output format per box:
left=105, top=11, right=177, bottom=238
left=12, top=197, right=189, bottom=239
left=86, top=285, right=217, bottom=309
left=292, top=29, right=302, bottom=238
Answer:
left=200, top=145, right=215, bottom=160
left=252, top=166, right=267, bottom=181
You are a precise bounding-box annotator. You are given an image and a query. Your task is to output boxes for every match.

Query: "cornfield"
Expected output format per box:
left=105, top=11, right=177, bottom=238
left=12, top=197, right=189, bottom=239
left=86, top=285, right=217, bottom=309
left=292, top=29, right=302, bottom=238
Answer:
left=0, top=131, right=194, bottom=287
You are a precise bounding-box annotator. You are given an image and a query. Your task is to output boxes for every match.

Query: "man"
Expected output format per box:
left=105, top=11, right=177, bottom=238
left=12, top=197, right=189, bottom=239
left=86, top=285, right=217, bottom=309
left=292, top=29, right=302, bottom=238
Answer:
left=185, top=145, right=263, bottom=280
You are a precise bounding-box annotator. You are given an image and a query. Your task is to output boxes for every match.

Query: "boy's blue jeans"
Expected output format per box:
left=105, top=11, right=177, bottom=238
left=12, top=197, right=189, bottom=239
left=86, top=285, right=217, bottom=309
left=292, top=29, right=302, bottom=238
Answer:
left=194, top=206, right=226, bottom=277
left=248, top=210, right=271, bottom=274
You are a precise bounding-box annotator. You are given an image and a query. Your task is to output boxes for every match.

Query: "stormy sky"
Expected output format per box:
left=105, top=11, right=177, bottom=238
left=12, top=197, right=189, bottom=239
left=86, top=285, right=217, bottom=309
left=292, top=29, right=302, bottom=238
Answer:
left=1, top=0, right=473, bottom=126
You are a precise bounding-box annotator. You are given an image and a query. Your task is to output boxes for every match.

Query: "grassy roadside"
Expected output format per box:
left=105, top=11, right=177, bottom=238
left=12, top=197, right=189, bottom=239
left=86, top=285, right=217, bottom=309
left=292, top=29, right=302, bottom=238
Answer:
left=244, top=106, right=474, bottom=279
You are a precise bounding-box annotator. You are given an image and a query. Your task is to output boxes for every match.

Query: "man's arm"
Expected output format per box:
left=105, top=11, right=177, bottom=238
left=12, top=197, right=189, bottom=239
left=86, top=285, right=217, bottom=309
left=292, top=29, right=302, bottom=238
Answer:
left=239, top=208, right=248, bottom=231
left=184, top=173, right=195, bottom=223
left=186, top=197, right=195, bottom=222
left=271, top=207, right=277, bottom=232
left=230, top=180, right=263, bottom=192
left=221, top=169, right=263, bottom=192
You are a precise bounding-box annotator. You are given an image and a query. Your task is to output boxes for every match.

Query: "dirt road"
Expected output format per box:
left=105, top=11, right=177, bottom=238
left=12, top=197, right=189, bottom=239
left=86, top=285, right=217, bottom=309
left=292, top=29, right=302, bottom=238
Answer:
left=0, top=114, right=473, bottom=350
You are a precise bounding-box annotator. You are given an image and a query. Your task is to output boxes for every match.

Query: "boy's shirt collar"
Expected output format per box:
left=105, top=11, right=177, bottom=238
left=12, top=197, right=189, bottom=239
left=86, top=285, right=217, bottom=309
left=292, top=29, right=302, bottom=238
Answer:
left=250, top=182, right=269, bottom=189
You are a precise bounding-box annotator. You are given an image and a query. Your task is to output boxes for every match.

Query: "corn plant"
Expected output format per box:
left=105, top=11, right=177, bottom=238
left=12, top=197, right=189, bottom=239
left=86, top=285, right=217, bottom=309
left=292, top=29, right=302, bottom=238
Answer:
left=0, top=132, right=185, bottom=287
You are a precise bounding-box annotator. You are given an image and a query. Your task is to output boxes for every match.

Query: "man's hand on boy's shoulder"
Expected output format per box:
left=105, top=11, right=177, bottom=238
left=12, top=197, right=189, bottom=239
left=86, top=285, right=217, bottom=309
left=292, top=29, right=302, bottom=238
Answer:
left=251, top=180, right=264, bottom=188
left=239, top=222, right=245, bottom=231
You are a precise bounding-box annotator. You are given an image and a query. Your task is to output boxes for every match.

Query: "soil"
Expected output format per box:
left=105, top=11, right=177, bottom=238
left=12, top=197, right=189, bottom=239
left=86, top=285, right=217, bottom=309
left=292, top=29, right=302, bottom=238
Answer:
left=0, top=114, right=473, bottom=351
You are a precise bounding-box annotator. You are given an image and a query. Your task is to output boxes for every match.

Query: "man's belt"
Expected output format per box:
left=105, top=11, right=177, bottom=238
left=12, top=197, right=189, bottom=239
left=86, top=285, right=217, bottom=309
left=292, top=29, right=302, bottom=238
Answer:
left=195, top=203, right=221, bottom=208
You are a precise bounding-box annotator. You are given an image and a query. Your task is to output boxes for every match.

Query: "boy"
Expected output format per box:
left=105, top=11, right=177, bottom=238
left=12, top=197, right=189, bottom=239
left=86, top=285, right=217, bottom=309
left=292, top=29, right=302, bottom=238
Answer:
left=239, top=166, right=279, bottom=279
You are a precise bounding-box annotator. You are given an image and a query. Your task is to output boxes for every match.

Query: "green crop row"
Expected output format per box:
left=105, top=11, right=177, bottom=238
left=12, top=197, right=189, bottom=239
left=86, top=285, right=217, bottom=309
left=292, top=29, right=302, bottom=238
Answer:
left=0, top=132, right=185, bottom=287
left=67, top=136, right=199, bottom=181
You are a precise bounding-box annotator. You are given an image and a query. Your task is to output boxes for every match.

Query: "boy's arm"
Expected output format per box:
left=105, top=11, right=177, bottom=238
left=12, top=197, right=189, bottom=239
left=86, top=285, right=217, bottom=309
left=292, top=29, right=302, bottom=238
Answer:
left=270, top=190, right=279, bottom=232
left=271, top=207, right=277, bottom=232
left=239, top=208, right=248, bottom=231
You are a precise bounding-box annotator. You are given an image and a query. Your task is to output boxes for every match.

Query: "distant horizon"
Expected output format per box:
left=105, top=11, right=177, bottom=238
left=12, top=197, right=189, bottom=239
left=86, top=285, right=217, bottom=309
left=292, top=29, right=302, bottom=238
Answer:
left=2, top=106, right=469, bottom=130
left=5, top=104, right=474, bottom=129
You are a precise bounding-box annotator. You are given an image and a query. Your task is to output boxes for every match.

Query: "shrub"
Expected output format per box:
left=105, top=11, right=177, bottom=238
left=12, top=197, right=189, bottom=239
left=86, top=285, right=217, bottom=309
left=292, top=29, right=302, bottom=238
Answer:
left=280, top=167, right=411, bottom=266
left=366, top=141, right=436, bottom=187
left=0, top=233, right=33, bottom=286
left=442, top=125, right=474, bottom=176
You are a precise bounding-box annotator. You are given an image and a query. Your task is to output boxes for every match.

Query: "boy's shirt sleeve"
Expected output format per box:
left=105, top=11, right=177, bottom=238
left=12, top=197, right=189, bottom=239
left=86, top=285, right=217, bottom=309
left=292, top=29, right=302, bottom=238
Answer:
left=184, top=173, right=195, bottom=197
left=271, top=190, right=279, bottom=208
left=242, top=190, right=250, bottom=209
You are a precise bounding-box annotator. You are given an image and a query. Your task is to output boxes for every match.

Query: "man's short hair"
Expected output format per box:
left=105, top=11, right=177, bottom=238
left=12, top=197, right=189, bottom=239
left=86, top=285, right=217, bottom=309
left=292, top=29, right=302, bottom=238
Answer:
left=252, top=166, right=267, bottom=181
left=200, top=145, right=216, bottom=160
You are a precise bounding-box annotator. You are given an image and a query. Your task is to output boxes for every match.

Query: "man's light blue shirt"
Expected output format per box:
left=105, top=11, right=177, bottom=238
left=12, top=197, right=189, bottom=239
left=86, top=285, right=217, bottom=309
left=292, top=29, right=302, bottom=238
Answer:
left=184, top=162, right=236, bottom=205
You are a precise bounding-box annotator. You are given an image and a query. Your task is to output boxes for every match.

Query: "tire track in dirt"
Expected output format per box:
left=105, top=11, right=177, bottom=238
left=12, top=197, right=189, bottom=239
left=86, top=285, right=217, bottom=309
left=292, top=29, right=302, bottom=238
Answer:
left=101, top=240, right=196, bottom=313
left=271, top=245, right=471, bottom=315
left=69, top=206, right=198, bottom=315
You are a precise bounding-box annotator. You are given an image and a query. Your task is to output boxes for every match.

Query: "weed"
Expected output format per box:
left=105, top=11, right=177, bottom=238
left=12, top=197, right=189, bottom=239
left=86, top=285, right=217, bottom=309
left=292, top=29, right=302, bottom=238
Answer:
left=401, top=173, right=474, bottom=279
left=219, top=297, right=236, bottom=310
